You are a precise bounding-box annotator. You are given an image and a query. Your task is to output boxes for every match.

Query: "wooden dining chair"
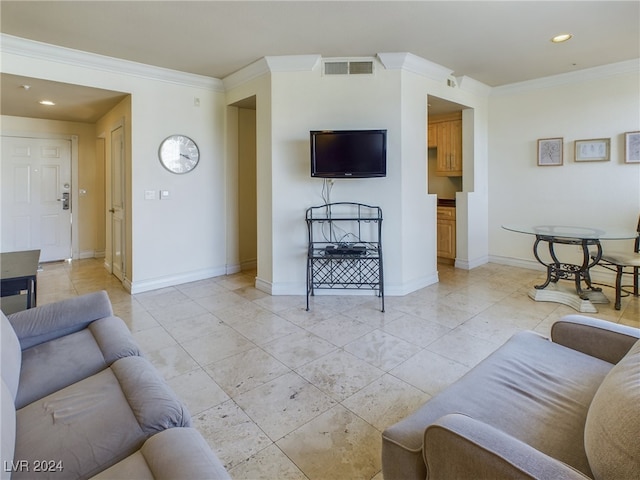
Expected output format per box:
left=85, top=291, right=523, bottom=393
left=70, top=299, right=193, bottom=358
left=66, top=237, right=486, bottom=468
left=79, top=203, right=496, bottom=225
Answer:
left=594, top=216, right=640, bottom=310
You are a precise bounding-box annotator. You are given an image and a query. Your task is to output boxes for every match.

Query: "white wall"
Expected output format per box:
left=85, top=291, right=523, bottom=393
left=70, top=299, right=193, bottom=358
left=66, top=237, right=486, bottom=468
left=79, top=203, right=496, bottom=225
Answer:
left=2, top=37, right=227, bottom=293
left=227, top=55, right=492, bottom=296
left=489, top=63, right=640, bottom=269
left=269, top=61, right=405, bottom=294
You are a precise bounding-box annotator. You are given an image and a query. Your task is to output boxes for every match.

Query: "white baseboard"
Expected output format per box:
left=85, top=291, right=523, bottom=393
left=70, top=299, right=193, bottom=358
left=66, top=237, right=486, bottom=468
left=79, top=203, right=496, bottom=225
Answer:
left=255, top=277, right=276, bottom=295
left=488, top=254, right=618, bottom=285
left=225, top=263, right=242, bottom=275
left=129, top=266, right=227, bottom=294
left=122, top=277, right=133, bottom=294
left=240, top=259, right=257, bottom=271
left=385, top=272, right=439, bottom=296
left=455, top=255, right=490, bottom=270
left=124, top=256, right=621, bottom=298
left=488, top=255, right=544, bottom=271
left=76, top=249, right=105, bottom=260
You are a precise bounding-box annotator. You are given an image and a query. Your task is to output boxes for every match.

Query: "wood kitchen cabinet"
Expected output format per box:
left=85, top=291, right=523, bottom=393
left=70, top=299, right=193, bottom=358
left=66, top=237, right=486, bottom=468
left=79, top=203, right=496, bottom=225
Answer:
left=429, top=112, right=462, bottom=176
left=427, top=123, right=437, bottom=148
left=437, top=206, right=456, bottom=260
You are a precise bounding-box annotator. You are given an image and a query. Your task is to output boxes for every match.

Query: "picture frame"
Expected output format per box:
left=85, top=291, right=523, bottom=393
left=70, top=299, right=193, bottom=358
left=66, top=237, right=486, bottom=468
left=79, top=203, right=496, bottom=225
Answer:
left=624, top=131, right=640, bottom=163
left=537, top=138, right=563, bottom=166
left=574, top=138, right=610, bottom=162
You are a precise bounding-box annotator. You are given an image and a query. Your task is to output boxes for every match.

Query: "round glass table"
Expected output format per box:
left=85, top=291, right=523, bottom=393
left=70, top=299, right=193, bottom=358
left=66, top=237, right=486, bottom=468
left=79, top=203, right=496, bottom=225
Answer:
left=502, top=224, right=639, bottom=312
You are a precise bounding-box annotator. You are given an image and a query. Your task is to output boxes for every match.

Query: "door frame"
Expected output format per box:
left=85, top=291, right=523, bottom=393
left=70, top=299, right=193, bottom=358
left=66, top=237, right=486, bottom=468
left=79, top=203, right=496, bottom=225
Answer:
left=1, top=131, right=79, bottom=259
left=109, top=120, right=126, bottom=282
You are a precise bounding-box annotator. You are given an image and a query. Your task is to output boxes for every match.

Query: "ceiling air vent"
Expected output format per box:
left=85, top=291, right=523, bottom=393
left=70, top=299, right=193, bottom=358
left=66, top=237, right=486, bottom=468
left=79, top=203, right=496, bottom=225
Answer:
left=348, top=61, right=373, bottom=75
left=324, top=61, right=349, bottom=75
left=323, top=59, right=375, bottom=76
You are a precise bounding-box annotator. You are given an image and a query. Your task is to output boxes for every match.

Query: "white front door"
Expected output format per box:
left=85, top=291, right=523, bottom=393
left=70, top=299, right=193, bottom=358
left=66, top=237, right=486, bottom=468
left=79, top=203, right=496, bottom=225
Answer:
left=110, top=125, right=125, bottom=281
left=1, top=136, right=72, bottom=261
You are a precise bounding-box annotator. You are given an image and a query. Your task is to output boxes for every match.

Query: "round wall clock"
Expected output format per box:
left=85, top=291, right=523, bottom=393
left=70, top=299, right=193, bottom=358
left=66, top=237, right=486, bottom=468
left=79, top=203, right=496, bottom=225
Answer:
left=158, top=135, right=200, bottom=174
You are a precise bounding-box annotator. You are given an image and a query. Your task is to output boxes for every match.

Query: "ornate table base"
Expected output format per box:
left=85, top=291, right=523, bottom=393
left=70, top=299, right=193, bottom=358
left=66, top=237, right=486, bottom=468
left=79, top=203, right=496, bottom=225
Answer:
left=528, top=282, right=609, bottom=313
left=529, top=234, right=606, bottom=312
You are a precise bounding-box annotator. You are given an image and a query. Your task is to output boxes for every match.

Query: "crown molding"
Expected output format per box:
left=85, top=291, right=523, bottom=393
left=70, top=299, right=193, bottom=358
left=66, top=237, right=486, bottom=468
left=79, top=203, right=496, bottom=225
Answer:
left=222, top=57, right=270, bottom=91
left=0, top=34, right=224, bottom=91
left=456, top=76, right=492, bottom=97
left=492, top=59, right=640, bottom=96
left=265, top=54, right=321, bottom=73
left=377, top=52, right=453, bottom=82
left=223, top=54, right=322, bottom=90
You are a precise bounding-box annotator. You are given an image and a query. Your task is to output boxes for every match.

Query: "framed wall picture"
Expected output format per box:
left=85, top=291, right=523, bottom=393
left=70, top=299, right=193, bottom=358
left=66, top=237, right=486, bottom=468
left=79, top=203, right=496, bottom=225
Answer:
left=625, top=131, right=640, bottom=163
left=537, top=138, right=563, bottom=166
left=575, top=138, right=610, bottom=162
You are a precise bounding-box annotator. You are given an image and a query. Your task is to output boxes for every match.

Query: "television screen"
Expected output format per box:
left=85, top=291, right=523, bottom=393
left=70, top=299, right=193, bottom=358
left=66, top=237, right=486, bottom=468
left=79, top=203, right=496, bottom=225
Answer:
left=310, top=130, right=387, bottom=178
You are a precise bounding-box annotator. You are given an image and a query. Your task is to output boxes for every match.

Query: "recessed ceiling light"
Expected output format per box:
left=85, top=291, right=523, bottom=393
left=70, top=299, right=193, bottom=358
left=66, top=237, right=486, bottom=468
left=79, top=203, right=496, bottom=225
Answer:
left=551, top=33, right=573, bottom=43
left=39, top=100, right=56, bottom=106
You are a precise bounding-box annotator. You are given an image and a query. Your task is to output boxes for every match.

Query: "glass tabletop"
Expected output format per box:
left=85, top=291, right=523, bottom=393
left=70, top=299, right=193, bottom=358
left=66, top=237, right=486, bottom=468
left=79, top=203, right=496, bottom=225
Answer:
left=502, top=224, right=639, bottom=240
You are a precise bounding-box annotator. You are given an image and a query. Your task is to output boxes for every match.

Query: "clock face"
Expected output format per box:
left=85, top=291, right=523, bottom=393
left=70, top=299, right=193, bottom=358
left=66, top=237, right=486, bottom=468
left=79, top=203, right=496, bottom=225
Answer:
left=159, top=135, right=200, bottom=174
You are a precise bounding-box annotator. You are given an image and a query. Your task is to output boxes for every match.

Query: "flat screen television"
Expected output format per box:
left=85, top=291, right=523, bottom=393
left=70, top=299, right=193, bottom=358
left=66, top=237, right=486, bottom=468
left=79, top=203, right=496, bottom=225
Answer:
left=310, top=129, right=387, bottom=178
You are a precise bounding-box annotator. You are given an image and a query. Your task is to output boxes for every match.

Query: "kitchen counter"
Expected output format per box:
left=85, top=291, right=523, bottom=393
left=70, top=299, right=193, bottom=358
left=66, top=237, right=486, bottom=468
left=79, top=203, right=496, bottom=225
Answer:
left=437, top=198, right=456, bottom=208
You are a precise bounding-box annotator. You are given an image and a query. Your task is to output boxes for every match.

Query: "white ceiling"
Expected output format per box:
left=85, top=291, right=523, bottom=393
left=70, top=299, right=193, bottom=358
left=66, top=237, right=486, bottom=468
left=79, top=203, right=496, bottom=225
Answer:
left=1, top=73, right=129, bottom=123
left=1, top=1, right=639, bottom=121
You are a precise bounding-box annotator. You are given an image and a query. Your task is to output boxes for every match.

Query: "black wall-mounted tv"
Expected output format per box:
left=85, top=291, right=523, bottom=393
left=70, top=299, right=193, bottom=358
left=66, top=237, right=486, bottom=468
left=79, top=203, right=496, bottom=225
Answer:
left=310, top=129, right=387, bottom=178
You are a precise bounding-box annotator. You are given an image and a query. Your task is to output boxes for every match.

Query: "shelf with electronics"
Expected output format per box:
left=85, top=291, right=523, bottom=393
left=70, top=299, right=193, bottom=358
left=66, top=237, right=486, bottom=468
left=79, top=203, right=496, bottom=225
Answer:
left=305, top=202, right=384, bottom=312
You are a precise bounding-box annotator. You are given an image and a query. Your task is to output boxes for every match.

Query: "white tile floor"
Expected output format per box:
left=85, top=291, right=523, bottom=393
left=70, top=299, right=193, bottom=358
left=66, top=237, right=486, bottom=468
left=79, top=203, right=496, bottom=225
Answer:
left=36, top=259, right=638, bottom=480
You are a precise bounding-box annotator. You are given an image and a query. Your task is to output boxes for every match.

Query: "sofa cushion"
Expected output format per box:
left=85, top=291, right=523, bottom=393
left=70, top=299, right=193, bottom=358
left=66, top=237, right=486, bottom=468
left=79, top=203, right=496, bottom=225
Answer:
left=13, top=356, right=191, bottom=480
left=584, top=339, right=640, bottom=480
left=0, top=311, right=21, bottom=401
left=8, top=290, right=113, bottom=349
left=91, top=428, right=231, bottom=480
left=15, top=316, right=141, bottom=409
left=382, top=331, right=613, bottom=480
left=110, top=356, right=192, bottom=435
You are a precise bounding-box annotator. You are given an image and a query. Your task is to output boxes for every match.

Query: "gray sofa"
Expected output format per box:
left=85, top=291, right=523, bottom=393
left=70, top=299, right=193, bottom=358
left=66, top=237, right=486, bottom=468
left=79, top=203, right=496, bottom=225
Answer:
left=1, top=291, right=230, bottom=480
left=382, top=315, right=640, bottom=480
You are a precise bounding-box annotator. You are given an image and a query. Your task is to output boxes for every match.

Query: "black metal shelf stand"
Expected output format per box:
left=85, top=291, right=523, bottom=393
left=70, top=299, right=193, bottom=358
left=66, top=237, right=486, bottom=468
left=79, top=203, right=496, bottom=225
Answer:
left=305, top=202, right=384, bottom=311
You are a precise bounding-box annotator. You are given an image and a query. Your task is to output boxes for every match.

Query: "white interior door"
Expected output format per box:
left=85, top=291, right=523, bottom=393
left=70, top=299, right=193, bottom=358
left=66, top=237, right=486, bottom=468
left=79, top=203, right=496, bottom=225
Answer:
left=110, top=125, right=125, bottom=281
left=1, top=136, right=72, bottom=261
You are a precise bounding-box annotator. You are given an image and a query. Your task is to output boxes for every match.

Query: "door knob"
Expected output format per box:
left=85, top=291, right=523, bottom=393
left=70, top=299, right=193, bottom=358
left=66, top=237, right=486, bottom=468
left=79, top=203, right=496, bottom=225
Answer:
left=57, top=192, right=70, bottom=210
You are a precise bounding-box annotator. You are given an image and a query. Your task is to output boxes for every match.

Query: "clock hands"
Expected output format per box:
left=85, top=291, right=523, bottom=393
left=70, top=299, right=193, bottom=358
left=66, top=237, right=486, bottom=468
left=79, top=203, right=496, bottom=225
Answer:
left=180, top=153, right=191, bottom=160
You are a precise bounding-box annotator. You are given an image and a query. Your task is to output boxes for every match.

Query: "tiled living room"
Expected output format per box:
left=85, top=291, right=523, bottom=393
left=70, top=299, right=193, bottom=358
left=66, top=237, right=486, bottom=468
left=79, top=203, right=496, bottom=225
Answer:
left=31, top=258, right=638, bottom=479
left=1, top=3, right=638, bottom=478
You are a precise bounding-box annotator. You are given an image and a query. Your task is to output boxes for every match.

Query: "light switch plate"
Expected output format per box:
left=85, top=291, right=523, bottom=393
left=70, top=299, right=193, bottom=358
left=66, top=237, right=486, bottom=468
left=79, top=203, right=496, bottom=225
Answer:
left=144, top=190, right=156, bottom=200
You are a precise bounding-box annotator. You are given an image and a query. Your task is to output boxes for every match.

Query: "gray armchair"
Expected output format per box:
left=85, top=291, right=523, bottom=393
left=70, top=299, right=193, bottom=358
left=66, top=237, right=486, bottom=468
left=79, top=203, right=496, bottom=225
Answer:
left=382, top=315, right=640, bottom=480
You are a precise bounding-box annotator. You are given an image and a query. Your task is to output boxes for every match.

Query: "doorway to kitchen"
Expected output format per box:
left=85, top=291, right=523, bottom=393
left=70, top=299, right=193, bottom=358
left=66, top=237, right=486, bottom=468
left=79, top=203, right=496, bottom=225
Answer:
left=427, top=95, right=474, bottom=268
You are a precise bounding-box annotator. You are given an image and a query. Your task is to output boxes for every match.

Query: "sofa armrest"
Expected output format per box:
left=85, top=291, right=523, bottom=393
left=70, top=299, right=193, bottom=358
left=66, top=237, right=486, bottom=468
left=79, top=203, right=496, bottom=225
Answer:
left=423, top=414, right=590, bottom=480
left=551, top=315, right=640, bottom=364
left=7, top=291, right=114, bottom=349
